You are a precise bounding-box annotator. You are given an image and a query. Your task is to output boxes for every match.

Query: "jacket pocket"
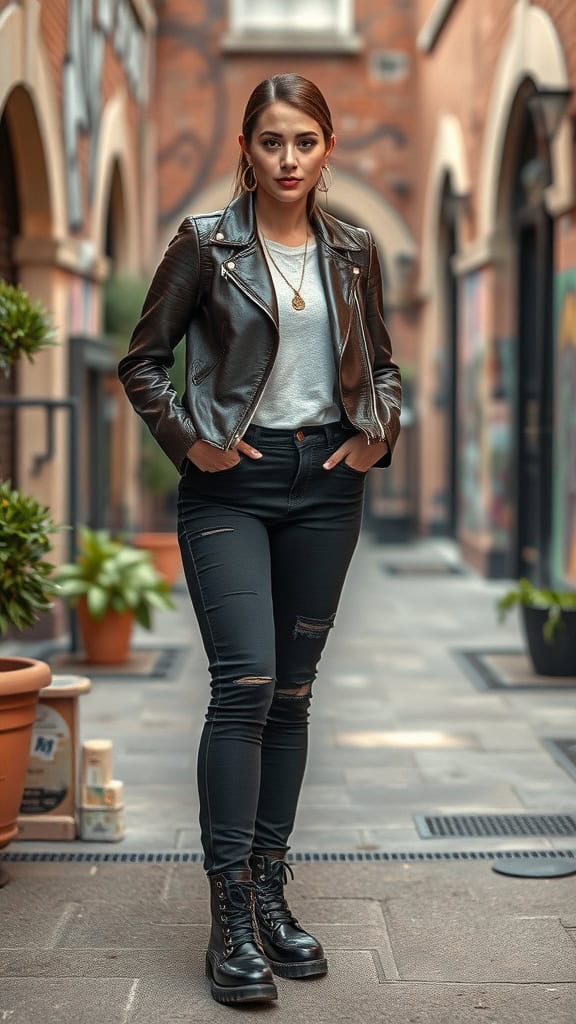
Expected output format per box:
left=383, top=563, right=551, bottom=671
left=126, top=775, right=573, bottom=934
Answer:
left=189, top=327, right=225, bottom=385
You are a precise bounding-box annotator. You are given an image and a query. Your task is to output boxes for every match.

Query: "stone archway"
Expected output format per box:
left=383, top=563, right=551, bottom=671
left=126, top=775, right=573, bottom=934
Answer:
left=0, top=4, right=66, bottom=241
left=417, top=114, right=470, bottom=535
left=91, top=92, right=140, bottom=274
left=0, top=3, right=68, bottom=546
left=478, top=2, right=573, bottom=237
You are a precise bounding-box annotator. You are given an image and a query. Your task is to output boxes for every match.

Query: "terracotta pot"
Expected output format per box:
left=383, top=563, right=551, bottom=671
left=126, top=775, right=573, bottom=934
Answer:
left=76, top=598, right=134, bottom=665
left=133, top=532, right=182, bottom=587
left=0, top=657, right=52, bottom=849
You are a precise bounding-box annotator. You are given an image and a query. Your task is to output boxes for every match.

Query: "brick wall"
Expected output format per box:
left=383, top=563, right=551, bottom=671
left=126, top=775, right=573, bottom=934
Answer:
left=154, top=0, right=418, bottom=237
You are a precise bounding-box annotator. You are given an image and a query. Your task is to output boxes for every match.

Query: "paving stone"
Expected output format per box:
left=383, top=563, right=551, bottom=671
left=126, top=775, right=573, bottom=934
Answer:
left=0, top=901, right=79, bottom=947
left=257, top=982, right=576, bottom=1024
left=383, top=909, right=576, bottom=982
left=515, top=785, right=576, bottom=810
left=51, top=900, right=207, bottom=950
left=126, top=953, right=381, bottom=1022
left=0, top=978, right=137, bottom=1024
left=414, top=751, right=572, bottom=787
left=1, top=862, right=174, bottom=900
left=286, top=827, right=369, bottom=851
left=296, top=785, right=354, bottom=807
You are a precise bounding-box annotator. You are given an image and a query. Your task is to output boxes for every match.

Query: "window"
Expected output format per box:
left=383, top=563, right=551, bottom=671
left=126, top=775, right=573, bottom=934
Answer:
left=224, top=0, right=361, bottom=53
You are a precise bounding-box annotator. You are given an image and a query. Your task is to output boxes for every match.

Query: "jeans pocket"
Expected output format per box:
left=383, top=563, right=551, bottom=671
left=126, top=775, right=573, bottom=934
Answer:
left=337, top=459, right=367, bottom=478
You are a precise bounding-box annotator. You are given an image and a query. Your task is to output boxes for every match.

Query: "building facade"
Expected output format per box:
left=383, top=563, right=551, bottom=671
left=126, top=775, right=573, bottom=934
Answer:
left=0, top=0, right=156, bottom=563
left=414, top=0, right=575, bottom=586
left=1, top=1, right=574, bottom=591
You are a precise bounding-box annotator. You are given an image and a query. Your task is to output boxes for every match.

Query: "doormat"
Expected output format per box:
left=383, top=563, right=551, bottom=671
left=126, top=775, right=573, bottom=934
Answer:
left=542, top=738, right=576, bottom=783
left=381, top=562, right=466, bottom=576
left=36, top=645, right=189, bottom=682
left=453, top=648, right=576, bottom=691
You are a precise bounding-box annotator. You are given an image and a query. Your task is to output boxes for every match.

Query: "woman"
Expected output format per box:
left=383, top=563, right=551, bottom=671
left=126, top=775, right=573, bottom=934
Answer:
left=118, top=74, right=401, bottom=1006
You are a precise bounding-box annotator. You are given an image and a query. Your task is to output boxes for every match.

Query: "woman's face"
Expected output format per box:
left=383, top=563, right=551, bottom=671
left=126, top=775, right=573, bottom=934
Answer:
left=240, top=101, right=334, bottom=206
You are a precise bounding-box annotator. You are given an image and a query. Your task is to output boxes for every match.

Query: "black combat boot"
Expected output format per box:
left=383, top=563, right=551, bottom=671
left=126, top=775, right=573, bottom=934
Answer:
left=249, top=852, right=328, bottom=978
left=205, top=869, right=278, bottom=1004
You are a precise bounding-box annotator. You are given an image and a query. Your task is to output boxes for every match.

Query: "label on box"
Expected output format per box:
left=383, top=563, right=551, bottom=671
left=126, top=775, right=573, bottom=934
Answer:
left=82, top=780, right=124, bottom=808
left=79, top=806, right=125, bottom=842
left=20, top=704, right=71, bottom=814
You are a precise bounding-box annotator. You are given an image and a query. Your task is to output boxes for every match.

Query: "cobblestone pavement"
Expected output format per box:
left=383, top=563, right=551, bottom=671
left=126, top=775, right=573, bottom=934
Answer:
left=2, top=535, right=576, bottom=1022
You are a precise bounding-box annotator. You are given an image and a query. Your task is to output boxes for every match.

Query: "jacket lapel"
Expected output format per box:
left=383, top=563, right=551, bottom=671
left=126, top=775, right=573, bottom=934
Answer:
left=312, top=207, right=361, bottom=354
left=209, top=193, right=362, bottom=344
left=210, top=194, right=278, bottom=328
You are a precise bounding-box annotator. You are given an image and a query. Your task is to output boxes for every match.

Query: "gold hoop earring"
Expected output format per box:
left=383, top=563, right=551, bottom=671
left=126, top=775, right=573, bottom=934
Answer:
left=241, top=164, right=257, bottom=192
left=316, top=165, right=332, bottom=193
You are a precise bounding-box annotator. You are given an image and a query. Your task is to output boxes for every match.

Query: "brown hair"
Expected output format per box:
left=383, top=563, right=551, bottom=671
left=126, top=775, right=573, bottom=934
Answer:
left=233, top=74, right=333, bottom=214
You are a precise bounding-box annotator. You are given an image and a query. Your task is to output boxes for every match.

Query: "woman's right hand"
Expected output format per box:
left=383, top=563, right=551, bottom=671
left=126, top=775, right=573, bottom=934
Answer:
left=186, top=438, right=262, bottom=473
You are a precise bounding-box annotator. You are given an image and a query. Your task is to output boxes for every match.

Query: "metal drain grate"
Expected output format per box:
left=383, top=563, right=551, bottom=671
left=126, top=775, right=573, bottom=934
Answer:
left=414, top=813, right=576, bottom=839
left=1, top=848, right=575, bottom=865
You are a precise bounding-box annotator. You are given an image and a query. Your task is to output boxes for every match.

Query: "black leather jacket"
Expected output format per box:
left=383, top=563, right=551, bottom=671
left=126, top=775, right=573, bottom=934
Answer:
left=118, top=191, right=401, bottom=471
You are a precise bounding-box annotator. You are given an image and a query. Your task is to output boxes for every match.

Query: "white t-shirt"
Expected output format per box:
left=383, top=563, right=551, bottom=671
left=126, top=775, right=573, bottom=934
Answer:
left=250, top=235, right=341, bottom=429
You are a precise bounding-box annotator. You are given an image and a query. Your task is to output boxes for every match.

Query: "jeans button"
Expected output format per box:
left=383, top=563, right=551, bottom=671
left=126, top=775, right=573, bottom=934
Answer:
left=295, top=430, right=305, bottom=442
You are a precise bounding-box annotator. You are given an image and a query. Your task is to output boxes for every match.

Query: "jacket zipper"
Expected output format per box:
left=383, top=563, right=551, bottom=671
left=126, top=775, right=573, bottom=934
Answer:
left=220, top=262, right=279, bottom=448
left=353, top=289, right=386, bottom=444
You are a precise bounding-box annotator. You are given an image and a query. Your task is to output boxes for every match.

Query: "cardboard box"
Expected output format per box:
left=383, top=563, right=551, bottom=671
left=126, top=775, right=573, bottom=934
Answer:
left=17, top=674, right=91, bottom=841
left=79, top=805, right=125, bottom=842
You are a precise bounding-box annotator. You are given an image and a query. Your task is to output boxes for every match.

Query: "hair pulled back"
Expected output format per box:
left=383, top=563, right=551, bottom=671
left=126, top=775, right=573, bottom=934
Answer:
left=234, top=74, right=333, bottom=213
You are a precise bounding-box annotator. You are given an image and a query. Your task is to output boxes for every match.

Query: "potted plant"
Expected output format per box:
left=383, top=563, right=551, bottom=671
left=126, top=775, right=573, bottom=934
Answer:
left=497, top=578, right=576, bottom=676
left=55, top=527, right=175, bottom=665
left=0, top=481, right=58, bottom=859
left=0, top=279, right=55, bottom=377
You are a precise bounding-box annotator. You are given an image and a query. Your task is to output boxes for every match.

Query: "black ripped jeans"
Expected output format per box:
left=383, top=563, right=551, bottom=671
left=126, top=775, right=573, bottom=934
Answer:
left=177, top=421, right=365, bottom=875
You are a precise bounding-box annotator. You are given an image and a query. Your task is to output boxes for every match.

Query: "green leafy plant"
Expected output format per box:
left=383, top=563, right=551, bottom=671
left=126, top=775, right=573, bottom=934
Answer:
left=0, top=481, right=59, bottom=634
left=54, top=527, right=175, bottom=629
left=0, top=281, right=55, bottom=376
left=497, top=578, right=576, bottom=643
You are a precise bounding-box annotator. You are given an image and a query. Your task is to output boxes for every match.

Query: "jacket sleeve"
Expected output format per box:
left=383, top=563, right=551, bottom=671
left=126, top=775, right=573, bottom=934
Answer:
left=365, top=235, right=402, bottom=468
left=117, top=217, right=201, bottom=472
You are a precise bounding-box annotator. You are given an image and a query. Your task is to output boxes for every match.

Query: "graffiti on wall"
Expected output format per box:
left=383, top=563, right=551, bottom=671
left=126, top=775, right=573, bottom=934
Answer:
left=487, top=336, right=514, bottom=545
left=552, top=275, right=576, bottom=586
left=458, top=272, right=487, bottom=534
left=63, top=0, right=146, bottom=230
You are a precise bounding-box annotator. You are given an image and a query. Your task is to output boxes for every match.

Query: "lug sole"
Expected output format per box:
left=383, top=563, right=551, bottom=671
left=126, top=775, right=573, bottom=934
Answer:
left=205, top=955, right=278, bottom=1004
left=267, top=956, right=328, bottom=979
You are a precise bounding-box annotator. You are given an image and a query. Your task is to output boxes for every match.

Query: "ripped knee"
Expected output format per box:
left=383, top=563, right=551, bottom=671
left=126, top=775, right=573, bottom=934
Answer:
left=275, top=680, right=313, bottom=700
left=292, top=612, right=335, bottom=641
left=234, top=676, right=274, bottom=686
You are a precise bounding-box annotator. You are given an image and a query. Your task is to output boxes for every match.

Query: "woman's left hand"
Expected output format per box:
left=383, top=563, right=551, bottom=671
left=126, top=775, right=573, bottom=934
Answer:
left=323, top=432, right=389, bottom=473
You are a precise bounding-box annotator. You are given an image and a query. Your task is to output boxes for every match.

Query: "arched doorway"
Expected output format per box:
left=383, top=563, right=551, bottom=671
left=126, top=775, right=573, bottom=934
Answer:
left=70, top=160, right=127, bottom=530
left=507, top=84, right=554, bottom=584
left=0, top=112, right=20, bottom=485
left=438, top=174, right=460, bottom=538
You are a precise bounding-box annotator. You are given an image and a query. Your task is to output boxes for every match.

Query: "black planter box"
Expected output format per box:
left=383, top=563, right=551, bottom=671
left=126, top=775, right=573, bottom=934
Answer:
left=522, top=605, right=576, bottom=676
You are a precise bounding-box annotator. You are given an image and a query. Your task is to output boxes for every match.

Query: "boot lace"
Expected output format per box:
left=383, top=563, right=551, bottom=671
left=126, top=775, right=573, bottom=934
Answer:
left=256, top=860, right=299, bottom=928
left=219, top=881, right=259, bottom=954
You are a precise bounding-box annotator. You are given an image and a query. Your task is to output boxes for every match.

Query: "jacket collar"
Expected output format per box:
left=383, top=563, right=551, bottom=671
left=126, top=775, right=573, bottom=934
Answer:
left=209, top=190, right=362, bottom=253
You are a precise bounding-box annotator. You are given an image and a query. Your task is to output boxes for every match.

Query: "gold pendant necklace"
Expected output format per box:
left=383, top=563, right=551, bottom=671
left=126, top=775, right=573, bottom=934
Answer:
left=260, top=232, right=309, bottom=310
